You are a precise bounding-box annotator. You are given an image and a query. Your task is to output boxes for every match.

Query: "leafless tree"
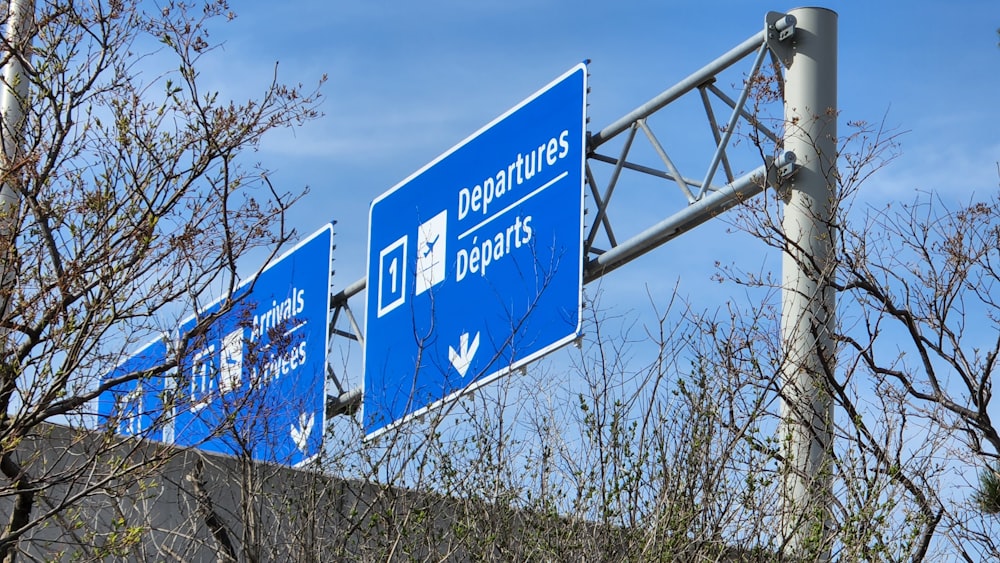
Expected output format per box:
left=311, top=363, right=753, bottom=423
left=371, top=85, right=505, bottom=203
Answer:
left=2, top=3, right=995, bottom=561
left=168, top=88, right=1000, bottom=563
left=716, top=114, right=1000, bottom=560
left=0, top=1, right=322, bottom=559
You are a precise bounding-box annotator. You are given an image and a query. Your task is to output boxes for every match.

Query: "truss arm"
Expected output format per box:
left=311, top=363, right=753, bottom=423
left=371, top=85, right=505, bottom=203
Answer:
left=584, top=151, right=794, bottom=283
left=589, top=15, right=793, bottom=150
left=326, top=11, right=799, bottom=417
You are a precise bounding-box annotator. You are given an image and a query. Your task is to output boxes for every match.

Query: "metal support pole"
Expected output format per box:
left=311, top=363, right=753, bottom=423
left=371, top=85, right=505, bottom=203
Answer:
left=0, top=3, right=33, bottom=557
left=0, top=0, right=34, bottom=342
left=779, top=7, right=837, bottom=559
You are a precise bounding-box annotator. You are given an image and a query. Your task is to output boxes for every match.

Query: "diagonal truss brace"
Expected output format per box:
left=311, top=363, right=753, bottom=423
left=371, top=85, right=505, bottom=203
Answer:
left=585, top=12, right=796, bottom=277
left=326, top=11, right=799, bottom=416
left=585, top=151, right=795, bottom=282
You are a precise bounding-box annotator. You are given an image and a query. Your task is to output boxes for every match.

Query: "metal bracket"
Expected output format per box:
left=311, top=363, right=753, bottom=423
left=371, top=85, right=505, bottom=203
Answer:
left=777, top=151, right=796, bottom=179
left=327, top=387, right=362, bottom=417
left=770, top=150, right=798, bottom=202
left=766, top=12, right=797, bottom=69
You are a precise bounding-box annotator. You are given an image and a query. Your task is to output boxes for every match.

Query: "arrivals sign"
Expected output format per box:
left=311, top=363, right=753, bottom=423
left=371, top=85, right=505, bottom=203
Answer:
left=364, top=64, right=587, bottom=437
left=98, top=224, right=333, bottom=467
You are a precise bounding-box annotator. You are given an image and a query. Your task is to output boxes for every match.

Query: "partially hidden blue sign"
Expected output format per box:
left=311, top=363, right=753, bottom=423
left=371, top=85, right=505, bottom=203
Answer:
left=364, top=64, right=587, bottom=438
left=99, top=336, right=171, bottom=442
left=98, top=224, right=333, bottom=467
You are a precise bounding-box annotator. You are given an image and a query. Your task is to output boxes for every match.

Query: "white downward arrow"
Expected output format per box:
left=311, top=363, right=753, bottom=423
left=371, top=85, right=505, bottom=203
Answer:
left=290, top=411, right=314, bottom=453
left=448, top=331, right=480, bottom=378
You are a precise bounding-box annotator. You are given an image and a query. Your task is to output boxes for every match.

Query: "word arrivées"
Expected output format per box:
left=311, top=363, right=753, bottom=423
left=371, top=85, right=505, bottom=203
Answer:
left=249, top=288, right=308, bottom=382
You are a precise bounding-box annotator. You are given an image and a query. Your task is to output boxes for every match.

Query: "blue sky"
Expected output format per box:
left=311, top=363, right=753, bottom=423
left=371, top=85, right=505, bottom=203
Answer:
left=196, top=2, right=1000, bottom=394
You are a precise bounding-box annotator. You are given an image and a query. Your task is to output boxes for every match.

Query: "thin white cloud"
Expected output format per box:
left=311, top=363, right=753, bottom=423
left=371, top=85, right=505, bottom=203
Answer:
left=861, top=139, right=1000, bottom=205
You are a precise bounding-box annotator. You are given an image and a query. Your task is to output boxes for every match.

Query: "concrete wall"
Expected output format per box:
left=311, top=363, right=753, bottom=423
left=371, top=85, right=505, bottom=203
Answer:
left=0, top=424, right=623, bottom=562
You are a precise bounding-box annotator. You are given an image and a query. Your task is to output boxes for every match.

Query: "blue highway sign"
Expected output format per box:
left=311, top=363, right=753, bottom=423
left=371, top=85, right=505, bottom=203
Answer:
left=98, top=336, right=172, bottom=442
left=98, top=224, right=333, bottom=467
left=364, top=64, right=587, bottom=438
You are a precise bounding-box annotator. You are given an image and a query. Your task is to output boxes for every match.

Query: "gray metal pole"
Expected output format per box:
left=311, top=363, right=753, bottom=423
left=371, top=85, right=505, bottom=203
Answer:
left=0, top=0, right=34, bottom=331
left=779, top=7, right=837, bottom=559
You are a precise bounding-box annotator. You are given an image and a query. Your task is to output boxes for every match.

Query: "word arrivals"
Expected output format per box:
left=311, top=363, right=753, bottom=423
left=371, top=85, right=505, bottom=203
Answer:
left=251, top=288, right=307, bottom=341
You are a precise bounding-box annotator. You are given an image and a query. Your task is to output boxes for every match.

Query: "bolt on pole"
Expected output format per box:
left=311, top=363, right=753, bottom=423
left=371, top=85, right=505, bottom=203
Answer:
left=779, top=6, right=838, bottom=560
